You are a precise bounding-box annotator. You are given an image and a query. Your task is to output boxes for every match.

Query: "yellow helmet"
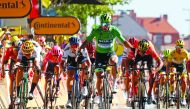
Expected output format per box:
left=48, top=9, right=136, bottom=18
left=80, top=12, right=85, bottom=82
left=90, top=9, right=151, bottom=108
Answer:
left=11, top=36, right=19, bottom=43
left=176, top=39, right=184, bottom=46
left=21, top=41, right=34, bottom=54
left=138, top=39, right=150, bottom=52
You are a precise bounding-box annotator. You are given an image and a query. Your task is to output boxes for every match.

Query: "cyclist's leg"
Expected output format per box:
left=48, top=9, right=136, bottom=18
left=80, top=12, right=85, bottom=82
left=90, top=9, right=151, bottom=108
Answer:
left=15, top=67, right=24, bottom=103
left=54, top=64, right=61, bottom=90
left=80, top=60, right=91, bottom=96
left=66, top=70, right=75, bottom=105
left=9, top=59, right=15, bottom=102
left=181, top=73, right=187, bottom=105
left=145, top=55, right=154, bottom=104
left=109, top=54, right=118, bottom=92
left=123, top=58, right=131, bottom=100
left=29, top=61, right=41, bottom=99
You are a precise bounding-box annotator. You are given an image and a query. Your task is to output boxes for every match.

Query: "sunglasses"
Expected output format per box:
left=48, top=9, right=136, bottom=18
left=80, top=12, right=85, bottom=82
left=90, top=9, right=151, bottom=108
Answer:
left=176, top=46, right=183, bottom=49
left=71, top=44, right=79, bottom=49
left=101, top=23, right=110, bottom=27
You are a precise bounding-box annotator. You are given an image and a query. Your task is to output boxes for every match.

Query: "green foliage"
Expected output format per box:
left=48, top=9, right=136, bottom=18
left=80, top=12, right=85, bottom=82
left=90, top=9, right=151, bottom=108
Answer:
left=55, top=0, right=130, bottom=32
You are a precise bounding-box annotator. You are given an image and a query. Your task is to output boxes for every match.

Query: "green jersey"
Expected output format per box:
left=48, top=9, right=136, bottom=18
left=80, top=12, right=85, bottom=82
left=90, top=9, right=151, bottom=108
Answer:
left=86, top=25, right=125, bottom=53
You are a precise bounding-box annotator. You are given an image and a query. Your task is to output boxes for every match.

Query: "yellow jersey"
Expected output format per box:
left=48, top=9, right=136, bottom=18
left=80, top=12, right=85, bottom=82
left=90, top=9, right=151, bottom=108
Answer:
left=168, top=49, right=189, bottom=64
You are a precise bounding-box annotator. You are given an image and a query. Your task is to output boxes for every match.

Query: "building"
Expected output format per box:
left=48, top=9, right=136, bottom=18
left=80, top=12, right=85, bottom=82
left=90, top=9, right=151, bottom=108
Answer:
left=112, top=11, right=150, bottom=40
left=129, top=10, right=180, bottom=50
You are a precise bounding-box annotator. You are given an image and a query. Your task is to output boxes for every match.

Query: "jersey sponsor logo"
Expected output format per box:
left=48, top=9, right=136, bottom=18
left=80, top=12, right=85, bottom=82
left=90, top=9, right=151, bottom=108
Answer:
left=97, top=39, right=113, bottom=48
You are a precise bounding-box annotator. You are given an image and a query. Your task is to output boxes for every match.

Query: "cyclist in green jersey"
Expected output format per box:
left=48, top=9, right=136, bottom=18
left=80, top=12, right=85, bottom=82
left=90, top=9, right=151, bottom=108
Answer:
left=80, top=13, right=133, bottom=106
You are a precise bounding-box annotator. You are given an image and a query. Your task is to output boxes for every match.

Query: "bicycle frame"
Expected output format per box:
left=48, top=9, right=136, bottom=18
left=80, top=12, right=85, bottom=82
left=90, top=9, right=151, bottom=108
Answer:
left=68, top=65, right=82, bottom=109
left=18, top=64, right=29, bottom=109
left=95, top=64, right=116, bottom=109
left=44, top=72, right=58, bottom=109
left=129, top=61, right=149, bottom=109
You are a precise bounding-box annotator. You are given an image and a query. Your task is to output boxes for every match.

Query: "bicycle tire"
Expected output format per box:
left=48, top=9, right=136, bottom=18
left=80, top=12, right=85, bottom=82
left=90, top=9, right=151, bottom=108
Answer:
left=72, top=80, right=80, bottom=109
left=44, top=83, right=50, bottom=109
left=11, top=79, right=16, bottom=109
left=103, top=78, right=109, bottom=109
left=165, top=81, right=169, bottom=109
left=157, top=83, right=160, bottom=109
left=84, top=80, right=90, bottom=109
left=176, top=80, right=180, bottom=109
left=50, top=79, right=54, bottom=109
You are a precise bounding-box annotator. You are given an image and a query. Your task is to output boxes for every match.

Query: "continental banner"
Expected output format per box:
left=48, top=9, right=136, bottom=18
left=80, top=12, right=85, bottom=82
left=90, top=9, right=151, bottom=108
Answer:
left=0, top=0, right=32, bottom=18
left=31, top=17, right=81, bottom=35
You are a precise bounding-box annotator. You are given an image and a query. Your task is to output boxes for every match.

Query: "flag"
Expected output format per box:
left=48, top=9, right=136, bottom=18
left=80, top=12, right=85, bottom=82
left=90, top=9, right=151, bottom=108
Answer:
left=42, top=0, right=51, bottom=9
left=29, top=0, right=40, bottom=19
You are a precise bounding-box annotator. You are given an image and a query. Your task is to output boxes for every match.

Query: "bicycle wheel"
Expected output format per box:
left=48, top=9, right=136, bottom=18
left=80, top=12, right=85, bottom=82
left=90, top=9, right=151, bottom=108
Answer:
left=165, top=81, right=169, bottom=109
left=103, top=78, right=111, bottom=109
left=50, top=79, right=54, bottom=109
left=72, top=80, right=80, bottom=109
left=18, top=80, right=27, bottom=109
left=176, top=80, right=181, bottom=109
left=157, top=83, right=160, bottom=109
left=44, top=81, right=51, bottom=109
left=138, top=82, right=145, bottom=109
left=11, top=79, right=16, bottom=108
left=84, top=80, right=91, bottom=109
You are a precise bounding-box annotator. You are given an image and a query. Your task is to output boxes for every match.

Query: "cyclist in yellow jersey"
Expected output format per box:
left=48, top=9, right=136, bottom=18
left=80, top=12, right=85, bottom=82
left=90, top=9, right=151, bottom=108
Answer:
left=168, top=39, right=189, bottom=106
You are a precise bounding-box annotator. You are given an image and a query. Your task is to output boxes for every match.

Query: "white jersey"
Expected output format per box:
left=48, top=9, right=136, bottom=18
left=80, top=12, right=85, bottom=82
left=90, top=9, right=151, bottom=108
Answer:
left=18, top=46, right=41, bottom=62
left=63, top=43, right=88, bottom=60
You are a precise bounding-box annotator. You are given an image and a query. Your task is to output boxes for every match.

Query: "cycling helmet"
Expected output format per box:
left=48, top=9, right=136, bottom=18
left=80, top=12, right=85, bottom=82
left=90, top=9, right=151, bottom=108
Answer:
left=39, top=36, right=46, bottom=43
left=51, top=45, right=61, bottom=56
left=138, top=39, right=150, bottom=52
left=21, top=41, right=34, bottom=54
left=176, top=39, right=184, bottom=46
left=100, top=13, right=112, bottom=23
left=163, top=49, right=171, bottom=57
left=69, top=36, right=79, bottom=45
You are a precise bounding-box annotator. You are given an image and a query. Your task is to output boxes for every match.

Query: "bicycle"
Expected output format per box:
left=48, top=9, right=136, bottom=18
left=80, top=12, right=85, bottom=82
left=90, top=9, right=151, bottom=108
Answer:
left=16, top=63, right=31, bottom=109
left=156, top=71, right=170, bottom=109
left=84, top=62, right=96, bottom=109
left=95, top=63, right=117, bottom=109
left=4, top=62, right=17, bottom=109
left=67, top=65, right=88, bottom=109
left=44, top=71, right=59, bottom=109
left=130, top=61, right=149, bottom=109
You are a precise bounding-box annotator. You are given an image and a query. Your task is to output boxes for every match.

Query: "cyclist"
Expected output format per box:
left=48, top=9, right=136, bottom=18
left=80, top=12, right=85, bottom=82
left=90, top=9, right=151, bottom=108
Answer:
left=122, top=37, right=139, bottom=106
left=42, top=45, right=63, bottom=95
left=14, top=40, right=41, bottom=104
left=152, top=49, right=171, bottom=104
left=1, top=36, right=20, bottom=108
left=79, top=13, right=133, bottom=106
left=131, top=39, right=163, bottom=104
left=167, top=39, right=189, bottom=106
left=63, top=36, right=91, bottom=108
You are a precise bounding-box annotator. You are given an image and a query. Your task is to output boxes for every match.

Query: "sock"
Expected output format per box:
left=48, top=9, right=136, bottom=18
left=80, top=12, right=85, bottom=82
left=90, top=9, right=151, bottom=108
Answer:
left=29, top=83, right=37, bottom=94
left=17, top=86, right=20, bottom=96
left=68, top=91, right=72, bottom=100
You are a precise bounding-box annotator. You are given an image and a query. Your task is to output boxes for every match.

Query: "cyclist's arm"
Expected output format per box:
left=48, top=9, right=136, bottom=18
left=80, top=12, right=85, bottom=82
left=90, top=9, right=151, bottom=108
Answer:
left=149, top=42, right=163, bottom=72
left=113, top=27, right=133, bottom=49
left=42, top=52, right=50, bottom=72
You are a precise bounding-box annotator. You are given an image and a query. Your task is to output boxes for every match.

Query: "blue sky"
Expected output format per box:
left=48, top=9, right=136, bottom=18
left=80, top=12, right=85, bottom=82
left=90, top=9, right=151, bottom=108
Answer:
left=113, top=0, right=190, bottom=36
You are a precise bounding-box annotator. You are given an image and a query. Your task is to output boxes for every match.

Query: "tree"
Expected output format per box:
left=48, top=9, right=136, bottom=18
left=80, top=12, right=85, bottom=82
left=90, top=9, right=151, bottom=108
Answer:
left=54, top=0, right=131, bottom=32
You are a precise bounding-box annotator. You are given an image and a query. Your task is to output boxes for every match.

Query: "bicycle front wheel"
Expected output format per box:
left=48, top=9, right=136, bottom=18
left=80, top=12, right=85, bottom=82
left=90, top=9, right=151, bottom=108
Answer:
left=103, top=78, right=111, bottom=109
left=72, top=80, right=80, bottom=109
